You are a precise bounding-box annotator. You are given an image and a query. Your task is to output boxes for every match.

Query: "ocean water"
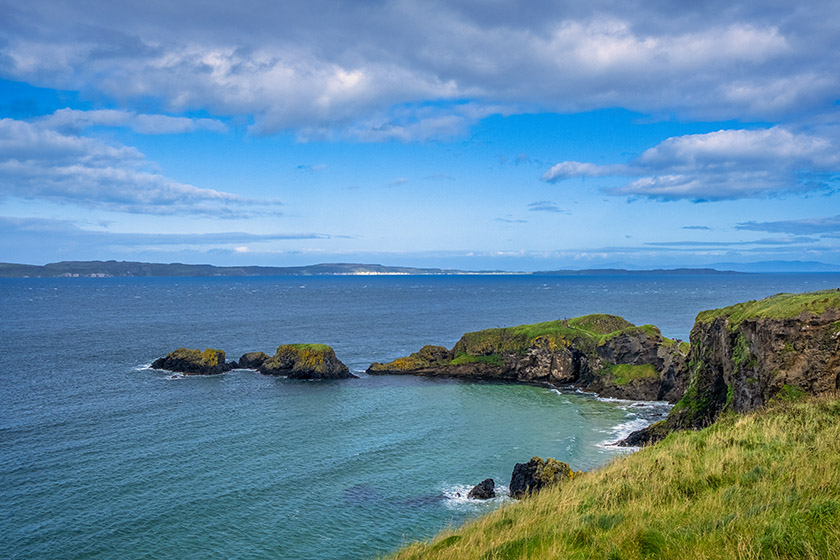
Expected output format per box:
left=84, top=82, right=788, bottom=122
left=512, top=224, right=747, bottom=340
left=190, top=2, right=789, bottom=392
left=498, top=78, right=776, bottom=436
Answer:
left=2, top=273, right=839, bottom=559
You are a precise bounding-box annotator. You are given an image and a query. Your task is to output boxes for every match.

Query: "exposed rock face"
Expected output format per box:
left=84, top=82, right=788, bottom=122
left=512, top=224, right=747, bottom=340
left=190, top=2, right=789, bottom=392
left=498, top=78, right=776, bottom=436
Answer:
left=151, top=348, right=233, bottom=375
left=258, top=344, right=355, bottom=379
left=509, top=456, right=575, bottom=498
left=366, top=314, right=689, bottom=402
left=621, top=290, right=840, bottom=446
left=467, top=478, right=496, bottom=500
left=238, top=351, right=270, bottom=369
left=578, top=330, right=688, bottom=402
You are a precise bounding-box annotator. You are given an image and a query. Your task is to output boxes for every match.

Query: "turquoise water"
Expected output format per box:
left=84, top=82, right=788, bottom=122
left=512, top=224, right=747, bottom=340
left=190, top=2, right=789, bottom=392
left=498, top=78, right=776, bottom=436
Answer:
left=2, top=273, right=838, bottom=559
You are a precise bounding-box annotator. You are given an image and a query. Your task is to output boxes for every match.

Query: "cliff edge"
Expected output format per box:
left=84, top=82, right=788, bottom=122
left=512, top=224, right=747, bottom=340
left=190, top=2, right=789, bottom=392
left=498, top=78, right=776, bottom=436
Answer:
left=623, top=289, right=840, bottom=445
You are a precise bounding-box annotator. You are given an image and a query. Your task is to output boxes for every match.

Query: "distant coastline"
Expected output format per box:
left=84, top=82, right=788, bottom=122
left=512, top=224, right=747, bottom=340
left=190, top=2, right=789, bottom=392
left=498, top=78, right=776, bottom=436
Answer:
left=0, top=260, right=749, bottom=278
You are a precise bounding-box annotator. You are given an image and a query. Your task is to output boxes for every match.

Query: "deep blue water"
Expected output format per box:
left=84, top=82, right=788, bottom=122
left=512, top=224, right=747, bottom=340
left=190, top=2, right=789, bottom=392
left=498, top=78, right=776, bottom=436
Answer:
left=2, top=273, right=838, bottom=559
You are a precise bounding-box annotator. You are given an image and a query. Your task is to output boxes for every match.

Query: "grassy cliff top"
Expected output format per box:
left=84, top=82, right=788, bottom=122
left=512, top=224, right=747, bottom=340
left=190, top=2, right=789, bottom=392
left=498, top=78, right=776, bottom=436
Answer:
left=452, top=314, right=669, bottom=358
left=389, top=395, right=840, bottom=560
left=696, top=289, right=840, bottom=326
left=278, top=343, right=332, bottom=352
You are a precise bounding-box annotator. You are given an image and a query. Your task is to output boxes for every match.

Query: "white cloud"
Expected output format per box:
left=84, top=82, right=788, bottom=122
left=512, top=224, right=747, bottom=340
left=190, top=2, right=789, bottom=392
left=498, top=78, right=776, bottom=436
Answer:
left=38, top=108, right=227, bottom=134
left=543, top=126, right=840, bottom=200
left=736, top=215, right=840, bottom=234
left=0, top=117, right=272, bottom=215
left=1, top=1, right=838, bottom=135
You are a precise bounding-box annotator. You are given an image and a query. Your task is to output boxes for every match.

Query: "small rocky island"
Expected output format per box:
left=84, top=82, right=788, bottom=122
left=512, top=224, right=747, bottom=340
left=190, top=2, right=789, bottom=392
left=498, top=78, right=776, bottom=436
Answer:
left=152, top=343, right=355, bottom=379
left=367, top=313, right=690, bottom=402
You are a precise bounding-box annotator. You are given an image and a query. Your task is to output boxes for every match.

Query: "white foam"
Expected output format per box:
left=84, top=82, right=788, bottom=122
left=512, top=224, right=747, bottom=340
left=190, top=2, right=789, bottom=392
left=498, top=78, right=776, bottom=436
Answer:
left=440, top=483, right=513, bottom=511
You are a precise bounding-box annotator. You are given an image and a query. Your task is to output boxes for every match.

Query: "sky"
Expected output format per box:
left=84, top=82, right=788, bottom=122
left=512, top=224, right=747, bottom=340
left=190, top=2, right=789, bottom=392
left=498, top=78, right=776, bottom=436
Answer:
left=1, top=0, right=839, bottom=271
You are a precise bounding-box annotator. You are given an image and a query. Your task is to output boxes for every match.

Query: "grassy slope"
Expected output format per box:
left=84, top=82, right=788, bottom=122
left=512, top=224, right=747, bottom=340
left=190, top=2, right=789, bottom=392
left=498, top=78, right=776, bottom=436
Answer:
left=451, top=314, right=674, bottom=362
left=389, top=396, right=840, bottom=560
left=696, top=289, right=840, bottom=326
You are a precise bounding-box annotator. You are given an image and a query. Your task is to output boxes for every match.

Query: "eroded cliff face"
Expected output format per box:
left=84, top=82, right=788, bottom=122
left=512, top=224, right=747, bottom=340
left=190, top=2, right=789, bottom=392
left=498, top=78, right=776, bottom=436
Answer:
left=622, top=290, right=840, bottom=445
left=366, top=314, right=689, bottom=402
left=672, top=308, right=840, bottom=428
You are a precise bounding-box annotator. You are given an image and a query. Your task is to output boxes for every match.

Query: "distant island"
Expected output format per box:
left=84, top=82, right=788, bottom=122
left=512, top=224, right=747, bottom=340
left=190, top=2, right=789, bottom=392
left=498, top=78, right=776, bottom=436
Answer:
left=0, top=260, right=746, bottom=278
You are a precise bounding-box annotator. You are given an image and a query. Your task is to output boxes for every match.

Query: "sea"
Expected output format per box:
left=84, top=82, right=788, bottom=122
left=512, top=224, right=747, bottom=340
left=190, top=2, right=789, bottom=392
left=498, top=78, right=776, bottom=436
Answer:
left=2, top=272, right=839, bottom=559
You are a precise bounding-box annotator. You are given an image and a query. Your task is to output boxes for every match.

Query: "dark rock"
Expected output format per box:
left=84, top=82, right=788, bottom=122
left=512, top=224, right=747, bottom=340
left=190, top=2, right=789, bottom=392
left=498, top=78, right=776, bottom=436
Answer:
left=467, top=478, right=495, bottom=500
left=151, top=348, right=232, bottom=375
left=238, top=351, right=270, bottom=369
left=509, top=456, right=575, bottom=498
left=617, top=420, right=670, bottom=447
left=258, top=344, right=355, bottom=379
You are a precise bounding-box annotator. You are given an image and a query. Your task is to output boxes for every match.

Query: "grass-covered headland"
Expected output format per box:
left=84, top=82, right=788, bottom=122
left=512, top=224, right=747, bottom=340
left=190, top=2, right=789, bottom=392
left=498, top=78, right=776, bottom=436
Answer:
left=388, top=395, right=840, bottom=560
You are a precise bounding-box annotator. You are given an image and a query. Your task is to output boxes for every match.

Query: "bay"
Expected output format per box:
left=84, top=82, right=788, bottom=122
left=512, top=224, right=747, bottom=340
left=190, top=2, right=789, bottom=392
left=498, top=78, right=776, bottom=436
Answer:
left=2, top=273, right=838, bottom=559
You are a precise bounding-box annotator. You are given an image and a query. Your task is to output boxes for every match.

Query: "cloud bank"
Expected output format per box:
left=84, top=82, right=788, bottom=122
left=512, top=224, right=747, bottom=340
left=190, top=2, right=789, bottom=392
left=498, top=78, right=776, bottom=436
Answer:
left=2, top=1, right=839, bottom=138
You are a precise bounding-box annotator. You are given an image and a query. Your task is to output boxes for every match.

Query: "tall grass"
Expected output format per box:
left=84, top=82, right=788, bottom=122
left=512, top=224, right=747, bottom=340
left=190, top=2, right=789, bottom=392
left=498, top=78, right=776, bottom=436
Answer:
left=388, top=395, right=840, bottom=560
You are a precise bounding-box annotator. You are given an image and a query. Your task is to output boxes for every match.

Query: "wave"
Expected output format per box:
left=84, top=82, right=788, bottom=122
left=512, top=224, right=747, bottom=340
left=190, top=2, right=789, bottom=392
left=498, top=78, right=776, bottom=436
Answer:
left=440, top=483, right=513, bottom=511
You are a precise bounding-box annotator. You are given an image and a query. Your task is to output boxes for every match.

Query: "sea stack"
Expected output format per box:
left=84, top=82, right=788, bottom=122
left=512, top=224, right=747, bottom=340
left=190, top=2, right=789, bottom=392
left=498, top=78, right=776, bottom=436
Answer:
left=151, top=348, right=234, bottom=375
left=258, top=344, right=355, bottom=379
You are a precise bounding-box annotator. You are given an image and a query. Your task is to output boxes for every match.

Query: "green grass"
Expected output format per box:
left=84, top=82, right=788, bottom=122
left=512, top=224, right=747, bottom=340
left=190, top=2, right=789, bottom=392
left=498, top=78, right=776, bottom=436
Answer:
left=600, top=363, right=659, bottom=385
left=450, top=353, right=504, bottom=366
left=286, top=343, right=331, bottom=352
left=452, top=314, right=669, bottom=359
left=387, top=395, right=840, bottom=560
left=696, top=289, right=840, bottom=327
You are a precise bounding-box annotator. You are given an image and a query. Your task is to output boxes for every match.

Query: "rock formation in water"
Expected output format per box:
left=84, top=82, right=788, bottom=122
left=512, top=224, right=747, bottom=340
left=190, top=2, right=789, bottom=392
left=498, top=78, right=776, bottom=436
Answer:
left=467, top=478, right=496, bottom=500
left=621, top=289, right=840, bottom=446
left=238, top=351, right=270, bottom=369
left=509, top=456, right=577, bottom=498
left=152, top=345, right=354, bottom=379
left=367, top=314, right=689, bottom=402
left=151, top=348, right=235, bottom=375
left=258, top=344, right=355, bottom=379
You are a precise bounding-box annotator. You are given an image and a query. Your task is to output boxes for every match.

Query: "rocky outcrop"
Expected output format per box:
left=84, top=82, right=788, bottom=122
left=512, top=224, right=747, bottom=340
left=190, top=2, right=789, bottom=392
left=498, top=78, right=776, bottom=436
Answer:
left=509, top=456, right=576, bottom=498
left=258, top=344, right=355, bottom=379
left=367, top=314, right=689, bottom=402
left=238, top=351, right=270, bottom=369
left=151, top=348, right=234, bottom=375
left=152, top=345, right=354, bottom=379
left=467, top=478, right=496, bottom=500
left=621, top=289, right=840, bottom=446
left=367, top=345, right=453, bottom=374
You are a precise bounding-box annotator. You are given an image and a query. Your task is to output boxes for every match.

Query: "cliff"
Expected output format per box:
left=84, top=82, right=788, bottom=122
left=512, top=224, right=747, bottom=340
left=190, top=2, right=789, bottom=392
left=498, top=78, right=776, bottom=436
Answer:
left=367, top=314, right=689, bottom=402
left=623, top=289, right=840, bottom=445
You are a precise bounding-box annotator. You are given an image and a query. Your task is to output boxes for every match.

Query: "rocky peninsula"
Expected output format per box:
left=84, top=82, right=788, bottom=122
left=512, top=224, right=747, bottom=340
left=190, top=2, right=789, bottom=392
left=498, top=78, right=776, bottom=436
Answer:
left=367, top=313, right=689, bottom=402
left=152, top=343, right=355, bottom=379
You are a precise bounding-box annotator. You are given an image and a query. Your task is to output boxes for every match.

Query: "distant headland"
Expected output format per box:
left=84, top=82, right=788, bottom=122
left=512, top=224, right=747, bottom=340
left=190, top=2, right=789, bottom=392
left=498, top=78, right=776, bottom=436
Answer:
left=0, top=260, right=744, bottom=278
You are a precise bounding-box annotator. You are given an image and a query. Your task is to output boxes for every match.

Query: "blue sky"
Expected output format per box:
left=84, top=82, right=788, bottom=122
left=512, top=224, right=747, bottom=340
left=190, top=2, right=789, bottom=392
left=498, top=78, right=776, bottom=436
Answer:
left=1, top=0, right=839, bottom=270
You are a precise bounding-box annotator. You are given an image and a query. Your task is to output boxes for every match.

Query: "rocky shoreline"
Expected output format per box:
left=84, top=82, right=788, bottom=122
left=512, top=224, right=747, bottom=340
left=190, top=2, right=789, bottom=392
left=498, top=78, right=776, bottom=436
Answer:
left=367, top=313, right=689, bottom=403
left=150, top=289, right=840, bottom=452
